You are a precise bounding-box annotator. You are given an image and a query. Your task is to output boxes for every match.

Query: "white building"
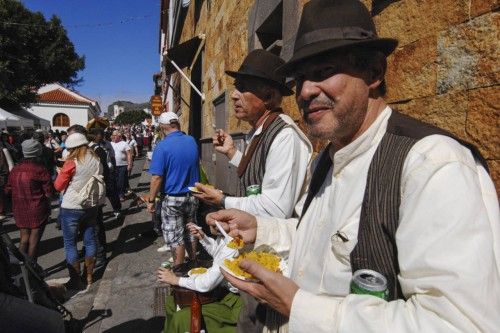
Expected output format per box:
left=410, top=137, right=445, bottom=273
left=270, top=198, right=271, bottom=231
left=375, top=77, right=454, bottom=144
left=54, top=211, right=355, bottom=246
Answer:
left=25, top=83, right=101, bottom=131
left=113, top=104, right=125, bottom=119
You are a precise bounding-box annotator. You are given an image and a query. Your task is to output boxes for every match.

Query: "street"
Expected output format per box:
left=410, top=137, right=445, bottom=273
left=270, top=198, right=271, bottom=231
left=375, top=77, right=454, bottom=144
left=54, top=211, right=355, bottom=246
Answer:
left=3, top=156, right=169, bottom=332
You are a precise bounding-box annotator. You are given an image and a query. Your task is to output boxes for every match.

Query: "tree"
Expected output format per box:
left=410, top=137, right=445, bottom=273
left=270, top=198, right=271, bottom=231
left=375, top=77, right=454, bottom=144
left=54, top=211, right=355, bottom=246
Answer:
left=0, top=0, right=85, bottom=108
left=114, top=110, right=149, bottom=125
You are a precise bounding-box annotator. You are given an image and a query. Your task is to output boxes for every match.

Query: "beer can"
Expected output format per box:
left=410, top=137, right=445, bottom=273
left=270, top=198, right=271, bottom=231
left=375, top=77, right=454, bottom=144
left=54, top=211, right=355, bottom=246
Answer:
left=245, top=185, right=261, bottom=197
left=350, top=269, right=388, bottom=300
left=161, top=261, right=172, bottom=269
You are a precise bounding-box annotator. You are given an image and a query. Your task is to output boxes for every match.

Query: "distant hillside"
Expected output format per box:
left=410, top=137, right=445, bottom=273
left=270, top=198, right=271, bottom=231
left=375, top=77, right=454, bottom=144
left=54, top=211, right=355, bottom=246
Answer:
left=107, top=101, right=150, bottom=119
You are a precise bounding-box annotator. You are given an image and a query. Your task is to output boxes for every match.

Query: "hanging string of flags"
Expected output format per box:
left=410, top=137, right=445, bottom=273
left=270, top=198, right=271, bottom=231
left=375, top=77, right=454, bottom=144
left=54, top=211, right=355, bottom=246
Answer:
left=0, top=9, right=168, bottom=29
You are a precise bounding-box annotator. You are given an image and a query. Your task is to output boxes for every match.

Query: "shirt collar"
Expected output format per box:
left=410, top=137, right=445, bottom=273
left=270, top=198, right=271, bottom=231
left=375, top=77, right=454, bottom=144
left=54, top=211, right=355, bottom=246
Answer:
left=165, top=130, right=182, bottom=138
left=330, top=106, right=391, bottom=174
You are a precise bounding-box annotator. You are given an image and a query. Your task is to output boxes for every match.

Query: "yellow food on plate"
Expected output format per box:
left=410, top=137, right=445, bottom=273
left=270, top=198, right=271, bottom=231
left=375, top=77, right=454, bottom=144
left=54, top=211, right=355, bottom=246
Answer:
left=189, top=267, right=208, bottom=275
left=224, top=251, right=281, bottom=279
left=227, top=236, right=245, bottom=249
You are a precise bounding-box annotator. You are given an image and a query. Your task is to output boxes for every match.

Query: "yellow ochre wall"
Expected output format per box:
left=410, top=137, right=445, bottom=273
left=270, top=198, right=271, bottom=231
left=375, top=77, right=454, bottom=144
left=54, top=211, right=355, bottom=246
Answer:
left=174, top=0, right=499, bottom=192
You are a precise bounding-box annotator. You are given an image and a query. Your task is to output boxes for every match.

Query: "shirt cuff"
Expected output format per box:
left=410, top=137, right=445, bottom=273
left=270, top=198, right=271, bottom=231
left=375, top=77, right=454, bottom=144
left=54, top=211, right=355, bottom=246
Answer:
left=223, top=196, right=239, bottom=210
left=178, top=277, right=189, bottom=289
left=229, top=150, right=242, bottom=167
left=289, top=289, right=343, bottom=333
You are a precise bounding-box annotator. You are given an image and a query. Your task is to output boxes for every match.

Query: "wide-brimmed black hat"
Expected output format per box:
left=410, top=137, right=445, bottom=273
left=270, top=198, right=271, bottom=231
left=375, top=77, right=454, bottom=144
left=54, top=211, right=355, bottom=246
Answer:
left=226, top=49, right=294, bottom=96
left=276, top=0, right=398, bottom=75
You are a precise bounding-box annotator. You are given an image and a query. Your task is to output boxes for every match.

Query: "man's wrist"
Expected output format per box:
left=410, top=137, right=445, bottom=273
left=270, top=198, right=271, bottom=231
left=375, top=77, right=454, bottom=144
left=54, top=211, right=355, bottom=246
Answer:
left=227, top=146, right=236, bottom=159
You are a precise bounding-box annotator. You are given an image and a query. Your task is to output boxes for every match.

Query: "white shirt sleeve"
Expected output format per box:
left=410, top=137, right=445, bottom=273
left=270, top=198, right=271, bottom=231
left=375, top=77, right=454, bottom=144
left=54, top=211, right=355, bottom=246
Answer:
left=224, top=127, right=311, bottom=218
left=289, top=135, right=500, bottom=333
left=254, top=216, right=298, bottom=258
left=229, top=149, right=242, bottom=167
left=178, top=239, right=239, bottom=293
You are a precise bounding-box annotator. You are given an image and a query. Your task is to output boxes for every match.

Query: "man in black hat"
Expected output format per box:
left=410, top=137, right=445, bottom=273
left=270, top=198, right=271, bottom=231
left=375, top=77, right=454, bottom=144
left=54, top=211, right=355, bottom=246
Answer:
left=208, top=1, right=499, bottom=332
left=194, top=49, right=311, bottom=219
left=194, top=49, right=312, bottom=332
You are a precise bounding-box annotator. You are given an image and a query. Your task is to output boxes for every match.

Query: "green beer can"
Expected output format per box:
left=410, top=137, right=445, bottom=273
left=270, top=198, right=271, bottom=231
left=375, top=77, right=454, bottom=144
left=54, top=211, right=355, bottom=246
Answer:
left=245, top=184, right=261, bottom=197
left=350, top=269, right=388, bottom=300
left=161, top=261, right=172, bottom=269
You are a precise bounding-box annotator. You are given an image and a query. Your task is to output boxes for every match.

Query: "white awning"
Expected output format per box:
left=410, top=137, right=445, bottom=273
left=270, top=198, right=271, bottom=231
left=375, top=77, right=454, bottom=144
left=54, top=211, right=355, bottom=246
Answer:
left=0, top=107, right=34, bottom=128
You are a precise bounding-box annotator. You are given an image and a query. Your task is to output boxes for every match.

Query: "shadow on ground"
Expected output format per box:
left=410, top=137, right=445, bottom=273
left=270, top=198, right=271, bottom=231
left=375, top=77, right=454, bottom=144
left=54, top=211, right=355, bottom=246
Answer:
left=101, top=316, right=164, bottom=333
left=107, top=221, right=158, bottom=262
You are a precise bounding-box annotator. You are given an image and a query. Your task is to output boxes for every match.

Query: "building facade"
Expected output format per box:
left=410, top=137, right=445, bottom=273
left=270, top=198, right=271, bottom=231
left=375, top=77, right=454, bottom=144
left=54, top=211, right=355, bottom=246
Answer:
left=157, top=0, right=499, bottom=193
left=26, top=83, right=101, bottom=131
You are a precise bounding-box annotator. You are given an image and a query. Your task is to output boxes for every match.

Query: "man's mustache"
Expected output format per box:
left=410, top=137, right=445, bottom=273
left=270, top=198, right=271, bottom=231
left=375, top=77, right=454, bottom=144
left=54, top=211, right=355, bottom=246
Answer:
left=299, top=96, right=335, bottom=122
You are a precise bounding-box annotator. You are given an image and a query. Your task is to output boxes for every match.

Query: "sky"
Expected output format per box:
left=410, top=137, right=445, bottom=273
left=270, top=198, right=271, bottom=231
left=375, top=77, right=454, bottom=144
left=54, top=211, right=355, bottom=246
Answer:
left=22, top=0, right=161, bottom=114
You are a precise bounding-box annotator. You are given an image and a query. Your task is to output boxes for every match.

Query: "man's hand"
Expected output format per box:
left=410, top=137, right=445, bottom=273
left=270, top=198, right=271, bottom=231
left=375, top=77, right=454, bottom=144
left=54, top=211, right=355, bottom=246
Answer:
left=221, top=259, right=299, bottom=317
left=192, top=182, right=224, bottom=206
left=157, top=268, right=180, bottom=286
left=206, top=209, right=257, bottom=244
left=146, top=202, right=155, bottom=213
left=212, top=129, right=236, bottom=159
left=186, top=222, right=204, bottom=240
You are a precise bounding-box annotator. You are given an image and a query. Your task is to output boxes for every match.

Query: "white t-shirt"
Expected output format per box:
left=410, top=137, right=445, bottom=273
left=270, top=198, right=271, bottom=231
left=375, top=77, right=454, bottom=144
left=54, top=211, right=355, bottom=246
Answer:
left=111, top=141, right=131, bottom=166
left=127, top=139, right=137, bottom=148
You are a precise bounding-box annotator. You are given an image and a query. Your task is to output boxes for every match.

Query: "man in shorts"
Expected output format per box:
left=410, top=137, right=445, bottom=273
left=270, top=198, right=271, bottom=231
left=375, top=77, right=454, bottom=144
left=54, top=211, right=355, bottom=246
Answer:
left=145, top=112, right=200, bottom=266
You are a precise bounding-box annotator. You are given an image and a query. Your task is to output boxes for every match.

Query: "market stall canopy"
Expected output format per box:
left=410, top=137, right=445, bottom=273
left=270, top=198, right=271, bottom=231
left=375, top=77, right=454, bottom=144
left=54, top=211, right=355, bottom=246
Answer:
left=10, top=108, right=50, bottom=129
left=0, top=107, right=34, bottom=128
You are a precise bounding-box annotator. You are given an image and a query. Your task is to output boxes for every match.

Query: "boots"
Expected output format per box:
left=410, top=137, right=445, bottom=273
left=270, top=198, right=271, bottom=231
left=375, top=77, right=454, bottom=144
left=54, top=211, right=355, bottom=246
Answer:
left=65, top=261, right=85, bottom=290
left=84, top=257, right=96, bottom=285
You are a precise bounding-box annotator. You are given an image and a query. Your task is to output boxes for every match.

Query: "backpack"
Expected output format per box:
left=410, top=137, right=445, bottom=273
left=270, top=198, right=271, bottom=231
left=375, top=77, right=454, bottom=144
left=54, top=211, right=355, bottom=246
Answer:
left=77, top=169, right=106, bottom=208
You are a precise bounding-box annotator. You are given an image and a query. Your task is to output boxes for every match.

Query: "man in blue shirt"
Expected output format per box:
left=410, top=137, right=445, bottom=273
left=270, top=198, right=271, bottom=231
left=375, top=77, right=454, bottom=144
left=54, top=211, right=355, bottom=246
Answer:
left=146, top=111, right=200, bottom=266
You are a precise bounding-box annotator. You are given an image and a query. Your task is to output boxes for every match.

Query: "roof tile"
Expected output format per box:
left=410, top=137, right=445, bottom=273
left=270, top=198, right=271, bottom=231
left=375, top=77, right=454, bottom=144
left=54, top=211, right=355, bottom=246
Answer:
left=37, top=89, right=91, bottom=105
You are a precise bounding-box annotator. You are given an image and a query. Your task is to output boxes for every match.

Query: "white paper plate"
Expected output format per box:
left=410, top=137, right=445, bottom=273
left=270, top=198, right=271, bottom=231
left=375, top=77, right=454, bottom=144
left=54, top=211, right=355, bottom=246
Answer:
left=220, top=257, right=287, bottom=283
left=220, top=261, right=260, bottom=282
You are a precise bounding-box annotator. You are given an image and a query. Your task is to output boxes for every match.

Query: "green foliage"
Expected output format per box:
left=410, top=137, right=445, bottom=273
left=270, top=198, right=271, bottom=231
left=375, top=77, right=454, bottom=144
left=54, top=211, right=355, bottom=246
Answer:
left=113, top=110, right=149, bottom=125
left=0, top=0, right=85, bottom=108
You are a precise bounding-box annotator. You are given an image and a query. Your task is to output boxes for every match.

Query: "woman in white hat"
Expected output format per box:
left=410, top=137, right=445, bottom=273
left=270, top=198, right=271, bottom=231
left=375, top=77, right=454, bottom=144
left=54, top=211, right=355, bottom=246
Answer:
left=54, top=132, right=102, bottom=289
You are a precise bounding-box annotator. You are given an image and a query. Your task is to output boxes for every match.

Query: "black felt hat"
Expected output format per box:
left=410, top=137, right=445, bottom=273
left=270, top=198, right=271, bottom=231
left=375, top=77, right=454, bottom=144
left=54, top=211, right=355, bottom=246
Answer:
left=276, top=0, right=398, bottom=75
left=226, top=49, right=294, bottom=96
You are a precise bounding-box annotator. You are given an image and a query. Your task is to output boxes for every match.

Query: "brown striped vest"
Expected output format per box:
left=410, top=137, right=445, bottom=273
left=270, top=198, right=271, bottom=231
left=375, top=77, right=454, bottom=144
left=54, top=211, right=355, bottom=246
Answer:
left=299, top=111, right=487, bottom=301
left=236, top=113, right=287, bottom=197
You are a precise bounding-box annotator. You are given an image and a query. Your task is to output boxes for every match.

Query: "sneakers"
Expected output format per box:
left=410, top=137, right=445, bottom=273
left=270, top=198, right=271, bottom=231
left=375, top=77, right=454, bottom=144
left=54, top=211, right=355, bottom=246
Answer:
left=157, top=244, right=171, bottom=253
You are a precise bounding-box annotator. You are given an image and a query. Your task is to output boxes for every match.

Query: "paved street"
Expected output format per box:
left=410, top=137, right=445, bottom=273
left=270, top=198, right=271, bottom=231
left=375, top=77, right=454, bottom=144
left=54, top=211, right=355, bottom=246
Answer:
left=3, top=156, right=169, bottom=332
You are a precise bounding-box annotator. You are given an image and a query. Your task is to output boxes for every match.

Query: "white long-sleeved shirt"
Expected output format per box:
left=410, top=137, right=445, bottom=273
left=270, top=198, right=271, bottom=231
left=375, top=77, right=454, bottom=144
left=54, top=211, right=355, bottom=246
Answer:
left=178, top=236, right=239, bottom=293
left=224, top=114, right=312, bottom=218
left=255, top=107, right=500, bottom=332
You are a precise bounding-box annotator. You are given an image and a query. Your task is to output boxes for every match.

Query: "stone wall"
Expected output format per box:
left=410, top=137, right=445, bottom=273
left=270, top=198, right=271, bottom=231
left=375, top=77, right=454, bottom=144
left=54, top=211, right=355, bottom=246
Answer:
left=176, top=0, right=499, bottom=192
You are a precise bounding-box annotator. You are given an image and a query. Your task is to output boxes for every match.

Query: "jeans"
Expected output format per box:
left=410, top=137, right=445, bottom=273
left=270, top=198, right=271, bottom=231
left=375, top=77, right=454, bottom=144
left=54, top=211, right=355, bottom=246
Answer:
left=60, top=207, right=97, bottom=264
left=94, top=206, right=107, bottom=258
left=106, top=168, right=121, bottom=211
left=115, top=165, right=128, bottom=199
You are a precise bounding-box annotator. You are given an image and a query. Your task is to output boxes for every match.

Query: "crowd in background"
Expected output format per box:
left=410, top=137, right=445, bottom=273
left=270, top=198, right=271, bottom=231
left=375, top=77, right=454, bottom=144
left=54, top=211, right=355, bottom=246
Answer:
left=0, top=121, right=156, bottom=284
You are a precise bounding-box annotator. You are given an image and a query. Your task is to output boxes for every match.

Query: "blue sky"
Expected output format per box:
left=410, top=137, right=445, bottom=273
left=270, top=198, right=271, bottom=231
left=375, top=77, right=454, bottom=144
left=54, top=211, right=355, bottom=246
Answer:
left=22, top=0, right=161, bottom=113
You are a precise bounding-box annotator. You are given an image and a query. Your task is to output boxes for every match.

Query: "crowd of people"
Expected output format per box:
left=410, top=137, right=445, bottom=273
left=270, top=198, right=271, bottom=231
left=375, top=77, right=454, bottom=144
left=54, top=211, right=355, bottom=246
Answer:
left=0, top=121, right=158, bottom=331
